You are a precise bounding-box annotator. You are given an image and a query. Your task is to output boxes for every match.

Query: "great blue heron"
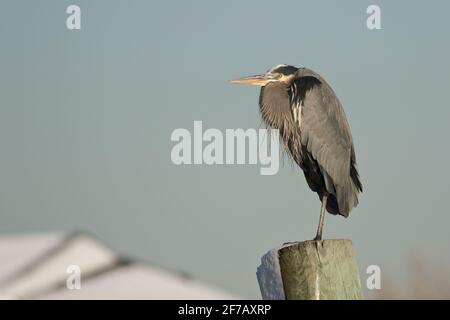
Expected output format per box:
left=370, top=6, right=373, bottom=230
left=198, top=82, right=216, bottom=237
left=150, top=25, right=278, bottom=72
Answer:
left=231, top=64, right=362, bottom=240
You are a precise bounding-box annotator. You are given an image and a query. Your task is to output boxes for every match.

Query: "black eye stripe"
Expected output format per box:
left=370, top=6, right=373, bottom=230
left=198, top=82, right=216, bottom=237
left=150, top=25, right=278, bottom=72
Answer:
left=272, top=65, right=298, bottom=75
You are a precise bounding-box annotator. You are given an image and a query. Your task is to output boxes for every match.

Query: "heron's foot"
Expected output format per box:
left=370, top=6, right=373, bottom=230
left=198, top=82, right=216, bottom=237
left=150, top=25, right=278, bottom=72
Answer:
left=313, top=235, right=322, bottom=241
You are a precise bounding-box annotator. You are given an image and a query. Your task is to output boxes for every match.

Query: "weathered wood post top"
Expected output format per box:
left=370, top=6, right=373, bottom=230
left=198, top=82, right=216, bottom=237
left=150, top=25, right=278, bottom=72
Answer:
left=257, top=239, right=363, bottom=300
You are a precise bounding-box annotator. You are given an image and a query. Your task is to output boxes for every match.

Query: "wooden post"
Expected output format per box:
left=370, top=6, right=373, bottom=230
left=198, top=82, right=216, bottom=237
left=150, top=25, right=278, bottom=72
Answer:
left=257, top=240, right=363, bottom=300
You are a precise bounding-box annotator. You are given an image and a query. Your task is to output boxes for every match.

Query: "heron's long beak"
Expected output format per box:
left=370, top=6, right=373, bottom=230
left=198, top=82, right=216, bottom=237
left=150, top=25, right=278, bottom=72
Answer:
left=230, top=74, right=270, bottom=86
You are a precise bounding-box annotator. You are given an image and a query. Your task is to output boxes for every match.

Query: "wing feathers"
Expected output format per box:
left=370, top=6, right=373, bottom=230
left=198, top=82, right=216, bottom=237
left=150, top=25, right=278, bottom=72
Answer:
left=292, top=68, right=361, bottom=215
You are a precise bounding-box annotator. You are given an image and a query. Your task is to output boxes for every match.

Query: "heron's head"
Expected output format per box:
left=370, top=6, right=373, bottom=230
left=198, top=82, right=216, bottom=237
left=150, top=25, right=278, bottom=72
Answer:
left=231, top=64, right=298, bottom=86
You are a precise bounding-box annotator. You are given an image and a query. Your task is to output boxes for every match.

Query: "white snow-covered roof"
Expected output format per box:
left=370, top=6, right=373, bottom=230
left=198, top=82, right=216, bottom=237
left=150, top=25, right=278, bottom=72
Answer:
left=0, top=232, right=238, bottom=300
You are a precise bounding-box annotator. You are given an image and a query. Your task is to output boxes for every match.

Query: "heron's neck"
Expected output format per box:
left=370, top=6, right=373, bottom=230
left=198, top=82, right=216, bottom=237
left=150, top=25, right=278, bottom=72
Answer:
left=259, top=82, right=292, bottom=129
left=259, top=82, right=302, bottom=165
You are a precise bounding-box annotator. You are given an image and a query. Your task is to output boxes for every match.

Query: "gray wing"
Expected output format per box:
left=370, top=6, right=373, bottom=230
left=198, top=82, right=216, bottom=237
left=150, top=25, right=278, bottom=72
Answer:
left=293, top=68, right=360, bottom=215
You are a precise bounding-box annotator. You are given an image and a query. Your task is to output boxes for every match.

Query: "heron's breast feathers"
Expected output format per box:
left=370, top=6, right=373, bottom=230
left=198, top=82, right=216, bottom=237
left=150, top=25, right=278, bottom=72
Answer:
left=290, top=81, right=303, bottom=130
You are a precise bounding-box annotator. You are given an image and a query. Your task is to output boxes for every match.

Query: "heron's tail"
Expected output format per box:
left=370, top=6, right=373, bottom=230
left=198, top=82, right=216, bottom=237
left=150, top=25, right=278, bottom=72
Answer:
left=332, top=168, right=362, bottom=217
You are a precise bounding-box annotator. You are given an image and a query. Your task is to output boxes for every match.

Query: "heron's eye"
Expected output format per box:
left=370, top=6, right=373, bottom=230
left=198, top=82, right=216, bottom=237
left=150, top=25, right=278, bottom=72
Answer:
left=274, top=73, right=283, bottom=79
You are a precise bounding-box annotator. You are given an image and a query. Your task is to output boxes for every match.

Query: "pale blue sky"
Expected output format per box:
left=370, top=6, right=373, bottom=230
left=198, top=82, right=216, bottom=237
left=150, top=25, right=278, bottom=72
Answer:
left=1, top=0, right=449, bottom=298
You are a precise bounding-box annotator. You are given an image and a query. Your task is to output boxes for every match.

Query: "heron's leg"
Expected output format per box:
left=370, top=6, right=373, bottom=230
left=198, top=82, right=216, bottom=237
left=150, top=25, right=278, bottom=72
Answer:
left=314, top=193, right=328, bottom=241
